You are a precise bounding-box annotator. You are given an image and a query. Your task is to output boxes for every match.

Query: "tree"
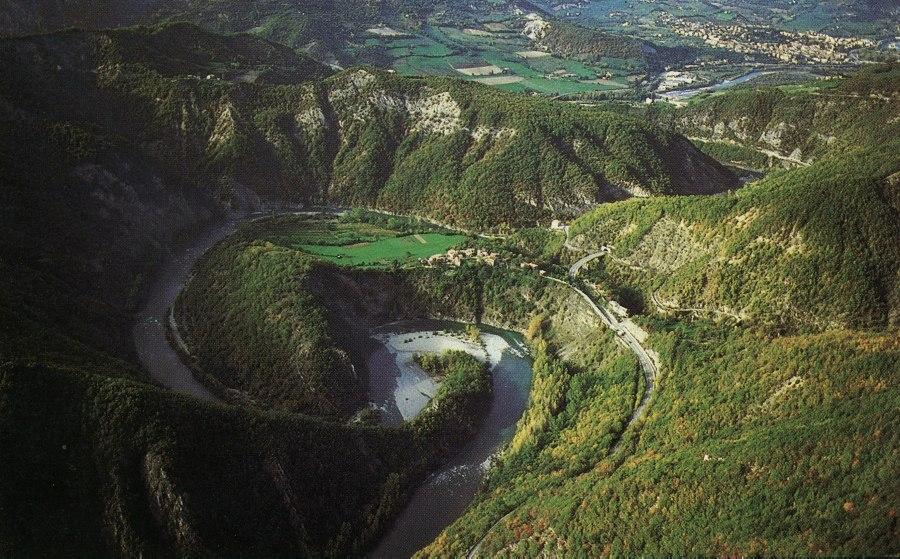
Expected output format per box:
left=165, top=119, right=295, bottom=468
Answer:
left=465, top=324, right=481, bottom=343
left=526, top=314, right=548, bottom=342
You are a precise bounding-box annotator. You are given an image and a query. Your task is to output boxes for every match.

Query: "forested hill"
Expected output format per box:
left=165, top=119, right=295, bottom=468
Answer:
left=0, top=20, right=897, bottom=559
left=567, top=66, right=900, bottom=333
left=0, top=20, right=734, bottom=414
left=673, top=64, right=900, bottom=170
left=3, top=23, right=734, bottom=211
left=417, top=68, right=899, bottom=558
left=533, top=21, right=695, bottom=71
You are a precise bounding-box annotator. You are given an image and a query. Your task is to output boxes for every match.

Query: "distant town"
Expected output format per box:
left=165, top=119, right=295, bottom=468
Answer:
left=661, top=15, right=878, bottom=64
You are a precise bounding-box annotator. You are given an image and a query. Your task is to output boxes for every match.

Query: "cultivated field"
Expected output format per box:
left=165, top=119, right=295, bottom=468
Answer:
left=475, top=75, right=525, bottom=85
left=255, top=216, right=465, bottom=268
left=516, top=50, right=552, bottom=59
left=368, top=26, right=408, bottom=37
left=454, top=64, right=504, bottom=76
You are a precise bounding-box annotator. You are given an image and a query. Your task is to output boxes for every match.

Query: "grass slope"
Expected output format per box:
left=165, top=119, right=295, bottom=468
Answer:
left=299, top=233, right=464, bottom=267
left=569, top=142, right=900, bottom=332
left=423, top=322, right=899, bottom=557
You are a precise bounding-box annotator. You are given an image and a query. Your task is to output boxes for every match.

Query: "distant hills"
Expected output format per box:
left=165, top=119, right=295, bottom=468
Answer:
left=674, top=66, right=900, bottom=170
left=0, top=19, right=734, bottom=413
left=533, top=20, right=696, bottom=70
left=0, top=17, right=897, bottom=559
left=0, top=0, right=442, bottom=63
left=0, top=0, right=692, bottom=72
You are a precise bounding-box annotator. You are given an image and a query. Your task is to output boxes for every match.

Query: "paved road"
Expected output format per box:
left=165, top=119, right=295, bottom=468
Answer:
left=569, top=248, right=609, bottom=277
left=686, top=135, right=811, bottom=167
left=467, top=247, right=660, bottom=558
left=555, top=258, right=658, bottom=447
left=650, top=290, right=743, bottom=321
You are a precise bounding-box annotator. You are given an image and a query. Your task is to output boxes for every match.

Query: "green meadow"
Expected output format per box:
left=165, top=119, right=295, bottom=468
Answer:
left=241, top=215, right=466, bottom=268
left=300, top=232, right=464, bottom=266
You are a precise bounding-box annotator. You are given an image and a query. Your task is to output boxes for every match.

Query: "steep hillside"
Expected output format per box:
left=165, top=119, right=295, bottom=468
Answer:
left=563, top=67, right=900, bottom=331
left=673, top=64, right=900, bottom=170
left=319, top=71, right=736, bottom=227
left=1, top=345, right=495, bottom=557
left=422, top=322, right=899, bottom=557
left=568, top=143, right=899, bottom=332
left=0, top=363, right=421, bottom=556
left=0, top=24, right=328, bottom=383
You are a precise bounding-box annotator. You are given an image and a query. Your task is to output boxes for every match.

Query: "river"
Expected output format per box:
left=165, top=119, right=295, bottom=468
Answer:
left=367, top=320, right=533, bottom=559
left=661, top=70, right=772, bottom=100
left=132, top=215, right=243, bottom=400
left=132, top=213, right=534, bottom=559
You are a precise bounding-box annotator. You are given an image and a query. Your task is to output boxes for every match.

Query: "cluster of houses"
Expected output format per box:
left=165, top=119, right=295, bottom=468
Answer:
left=665, top=17, right=876, bottom=64
left=424, top=248, right=548, bottom=275
left=425, top=248, right=499, bottom=267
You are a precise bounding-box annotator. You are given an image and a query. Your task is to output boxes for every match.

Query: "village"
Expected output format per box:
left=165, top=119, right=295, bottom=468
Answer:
left=424, top=247, right=549, bottom=276
left=663, top=16, right=877, bottom=64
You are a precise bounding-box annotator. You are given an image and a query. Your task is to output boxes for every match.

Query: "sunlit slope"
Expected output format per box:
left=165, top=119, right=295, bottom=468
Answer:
left=419, top=68, right=900, bottom=557
left=569, top=142, right=899, bottom=332
left=422, top=324, right=898, bottom=556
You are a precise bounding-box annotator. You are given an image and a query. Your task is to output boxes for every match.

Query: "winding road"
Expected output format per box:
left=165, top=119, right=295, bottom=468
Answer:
left=466, top=240, right=661, bottom=558
left=565, top=236, right=660, bottom=442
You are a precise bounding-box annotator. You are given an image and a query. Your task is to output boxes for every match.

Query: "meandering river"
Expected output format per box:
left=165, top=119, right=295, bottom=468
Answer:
left=366, top=320, right=533, bottom=558
left=132, top=213, right=534, bottom=559
left=132, top=215, right=244, bottom=400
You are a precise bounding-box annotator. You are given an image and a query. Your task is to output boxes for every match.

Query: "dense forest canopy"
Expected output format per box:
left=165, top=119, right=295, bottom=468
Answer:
left=0, top=12, right=897, bottom=559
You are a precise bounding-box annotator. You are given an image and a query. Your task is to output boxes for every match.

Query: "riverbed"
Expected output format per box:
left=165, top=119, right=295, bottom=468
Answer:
left=367, top=320, right=532, bottom=558
left=661, top=70, right=773, bottom=100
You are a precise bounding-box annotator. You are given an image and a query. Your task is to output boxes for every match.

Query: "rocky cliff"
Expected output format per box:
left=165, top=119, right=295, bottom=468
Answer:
left=674, top=65, right=900, bottom=170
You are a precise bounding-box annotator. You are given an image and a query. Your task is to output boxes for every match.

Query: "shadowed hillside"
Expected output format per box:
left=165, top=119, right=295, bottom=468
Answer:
left=0, top=23, right=736, bottom=380
left=2, top=20, right=895, bottom=559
